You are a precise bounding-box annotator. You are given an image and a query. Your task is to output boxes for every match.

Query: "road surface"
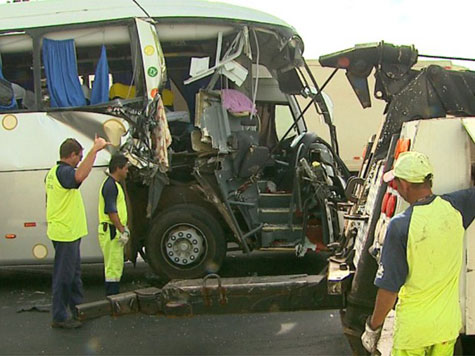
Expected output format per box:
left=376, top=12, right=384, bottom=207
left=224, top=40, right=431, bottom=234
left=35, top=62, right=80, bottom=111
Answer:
left=0, top=251, right=352, bottom=355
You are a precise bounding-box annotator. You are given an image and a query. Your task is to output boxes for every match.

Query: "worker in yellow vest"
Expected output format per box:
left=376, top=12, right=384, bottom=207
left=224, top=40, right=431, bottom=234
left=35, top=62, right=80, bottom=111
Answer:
left=362, top=151, right=475, bottom=355
left=46, top=136, right=109, bottom=329
left=98, top=153, right=129, bottom=296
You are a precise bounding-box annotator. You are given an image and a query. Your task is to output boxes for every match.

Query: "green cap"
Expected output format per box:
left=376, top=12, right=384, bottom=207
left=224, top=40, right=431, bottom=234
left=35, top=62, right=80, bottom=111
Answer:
left=383, top=151, right=433, bottom=183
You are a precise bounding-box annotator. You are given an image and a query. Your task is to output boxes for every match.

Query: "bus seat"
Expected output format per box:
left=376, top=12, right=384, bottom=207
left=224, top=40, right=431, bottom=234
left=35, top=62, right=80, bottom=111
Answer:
left=109, top=83, right=136, bottom=100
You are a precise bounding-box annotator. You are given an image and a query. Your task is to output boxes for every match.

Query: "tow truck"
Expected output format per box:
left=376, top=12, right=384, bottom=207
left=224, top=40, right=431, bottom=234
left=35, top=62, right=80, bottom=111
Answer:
left=320, top=42, right=475, bottom=354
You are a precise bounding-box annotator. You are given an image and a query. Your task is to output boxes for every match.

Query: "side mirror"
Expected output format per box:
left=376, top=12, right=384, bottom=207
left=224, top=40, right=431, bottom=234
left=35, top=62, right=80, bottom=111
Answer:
left=301, top=86, right=318, bottom=98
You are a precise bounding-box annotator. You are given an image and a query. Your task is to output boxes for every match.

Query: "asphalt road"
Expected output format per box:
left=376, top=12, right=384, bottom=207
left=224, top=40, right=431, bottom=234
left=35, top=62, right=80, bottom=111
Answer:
left=0, top=251, right=352, bottom=355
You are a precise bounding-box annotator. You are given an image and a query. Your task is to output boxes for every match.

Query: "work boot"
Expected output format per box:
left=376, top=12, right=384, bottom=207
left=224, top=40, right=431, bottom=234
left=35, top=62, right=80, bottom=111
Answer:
left=105, top=281, right=120, bottom=296
left=71, top=308, right=79, bottom=320
left=51, top=319, right=82, bottom=329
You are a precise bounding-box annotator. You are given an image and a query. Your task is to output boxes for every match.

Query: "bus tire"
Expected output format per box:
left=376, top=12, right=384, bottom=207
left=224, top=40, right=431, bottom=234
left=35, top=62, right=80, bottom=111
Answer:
left=145, top=204, right=226, bottom=280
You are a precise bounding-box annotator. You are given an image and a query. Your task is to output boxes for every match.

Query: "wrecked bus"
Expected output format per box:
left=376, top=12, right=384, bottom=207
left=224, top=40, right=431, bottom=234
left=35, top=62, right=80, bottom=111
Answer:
left=0, top=0, right=350, bottom=280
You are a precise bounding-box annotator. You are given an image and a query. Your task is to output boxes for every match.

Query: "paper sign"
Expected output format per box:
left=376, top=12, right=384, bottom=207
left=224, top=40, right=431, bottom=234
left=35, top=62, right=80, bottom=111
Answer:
left=189, top=57, right=210, bottom=77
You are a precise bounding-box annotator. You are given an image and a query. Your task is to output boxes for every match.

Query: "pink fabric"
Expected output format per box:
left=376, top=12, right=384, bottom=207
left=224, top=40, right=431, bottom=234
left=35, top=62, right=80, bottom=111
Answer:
left=221, top=89, right=256, bottom=114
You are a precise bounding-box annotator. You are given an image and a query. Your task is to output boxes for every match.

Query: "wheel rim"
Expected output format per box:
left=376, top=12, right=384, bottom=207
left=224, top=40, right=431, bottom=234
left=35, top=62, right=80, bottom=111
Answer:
left=163, top=224, right=206, bottom=267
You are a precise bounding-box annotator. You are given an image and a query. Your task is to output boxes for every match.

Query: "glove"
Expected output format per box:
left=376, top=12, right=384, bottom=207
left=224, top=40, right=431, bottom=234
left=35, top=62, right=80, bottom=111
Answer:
left=361, top=316, right=382, bottom=354
left=117, top=226, right=130, bottom=246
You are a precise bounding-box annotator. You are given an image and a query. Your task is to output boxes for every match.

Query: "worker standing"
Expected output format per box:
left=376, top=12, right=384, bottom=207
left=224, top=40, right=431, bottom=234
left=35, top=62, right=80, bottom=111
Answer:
left=46, top=136, right=109, bottom=329
left=362, top=151, right=475, bottom=355
left=98, top=153, right=129, bottom=296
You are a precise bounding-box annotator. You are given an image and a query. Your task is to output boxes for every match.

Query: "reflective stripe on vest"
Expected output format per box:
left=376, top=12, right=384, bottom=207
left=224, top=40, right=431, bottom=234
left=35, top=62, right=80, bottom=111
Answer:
left=393, top=196, right=464, bottom=349
left=98, top=177, right=128, bottom=227
left=45, top=165, right=87, bottom=241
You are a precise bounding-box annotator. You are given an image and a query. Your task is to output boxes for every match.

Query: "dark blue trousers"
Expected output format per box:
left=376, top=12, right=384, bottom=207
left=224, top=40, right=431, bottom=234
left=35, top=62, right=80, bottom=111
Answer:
left=52, top=239, right=84, bottom=322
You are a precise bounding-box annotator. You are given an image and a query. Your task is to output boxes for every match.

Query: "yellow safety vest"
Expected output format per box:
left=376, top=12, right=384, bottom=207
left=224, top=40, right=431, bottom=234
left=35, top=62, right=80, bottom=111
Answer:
left=98, top=177, right=128, bottom=226
left=45, top=164, right=87, bottom=241
left=393, top=196, right=464, bottom=349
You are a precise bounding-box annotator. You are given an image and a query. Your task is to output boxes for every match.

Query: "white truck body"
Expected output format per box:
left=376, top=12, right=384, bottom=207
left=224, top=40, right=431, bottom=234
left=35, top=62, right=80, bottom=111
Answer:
left=347, top=117, right=475, bottom=353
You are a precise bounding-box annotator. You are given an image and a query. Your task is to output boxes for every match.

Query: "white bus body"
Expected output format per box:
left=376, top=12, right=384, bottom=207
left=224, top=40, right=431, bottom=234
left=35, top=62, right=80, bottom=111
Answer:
left=0, top=0, right=346, bottom=277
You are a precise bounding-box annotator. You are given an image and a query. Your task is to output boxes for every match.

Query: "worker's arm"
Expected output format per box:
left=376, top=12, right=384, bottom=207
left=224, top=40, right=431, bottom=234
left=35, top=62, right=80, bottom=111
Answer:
left=370, top=288, right=398, bottom=329
left=108, top=212, right=125, bottom=234
left=363, top=216, right=407, bottom=353
left=75, top=136, right=109, bottom=183
left=372, top=216, right=409, bottom=327
left=361, top=287, right=398, bottom=353
left=442, top=188, right=475, bottom=229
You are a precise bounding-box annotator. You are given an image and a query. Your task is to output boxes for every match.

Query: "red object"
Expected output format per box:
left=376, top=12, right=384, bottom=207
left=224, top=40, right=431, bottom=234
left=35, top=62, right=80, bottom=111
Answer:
left=390, top=180, right=398, bottom=190
left=400, top=139, right=410, bottom=153
left=337, top=56, right=350, bottom=68
left=386, top=195, right=397, bottom=217
left=5, top=234, right=16, bottom=239
left=24, top=222, right=36, bottom=227
left=381, top=192, right=391, bottom=215
left=394, top=138, right=411, bottom=159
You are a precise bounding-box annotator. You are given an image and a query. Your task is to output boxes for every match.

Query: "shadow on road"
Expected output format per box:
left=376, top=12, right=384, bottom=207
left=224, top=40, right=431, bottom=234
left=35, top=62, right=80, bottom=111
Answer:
left=0, top=249, right=329, bottom=290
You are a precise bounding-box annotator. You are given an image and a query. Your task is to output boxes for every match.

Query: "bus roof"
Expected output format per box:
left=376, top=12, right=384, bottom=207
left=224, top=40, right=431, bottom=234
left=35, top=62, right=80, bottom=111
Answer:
left=0, top=0, right=295, bottom=32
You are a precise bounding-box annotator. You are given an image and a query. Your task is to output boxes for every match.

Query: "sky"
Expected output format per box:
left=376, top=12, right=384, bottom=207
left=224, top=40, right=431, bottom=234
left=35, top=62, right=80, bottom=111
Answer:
left=218, top=0, right=475, bottom=69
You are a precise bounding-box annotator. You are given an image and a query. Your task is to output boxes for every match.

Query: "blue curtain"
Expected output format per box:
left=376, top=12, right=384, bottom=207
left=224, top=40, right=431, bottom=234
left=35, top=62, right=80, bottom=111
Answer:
left=0, top=56, right=17, bottom=110
left=42, top=38, right=86, bottom=108
left=90, top=45, right=109, bottom=105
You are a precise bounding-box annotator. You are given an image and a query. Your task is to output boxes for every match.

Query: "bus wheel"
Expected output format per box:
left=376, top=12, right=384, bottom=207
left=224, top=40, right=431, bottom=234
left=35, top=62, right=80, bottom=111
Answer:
left=146, top=204, right=226, bottom=280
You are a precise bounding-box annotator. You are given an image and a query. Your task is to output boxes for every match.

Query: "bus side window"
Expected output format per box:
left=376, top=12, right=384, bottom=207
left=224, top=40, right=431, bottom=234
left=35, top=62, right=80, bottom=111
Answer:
left=0, top=33, right=34, bottom=111
left=41, top=24, right=141, bottom=109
